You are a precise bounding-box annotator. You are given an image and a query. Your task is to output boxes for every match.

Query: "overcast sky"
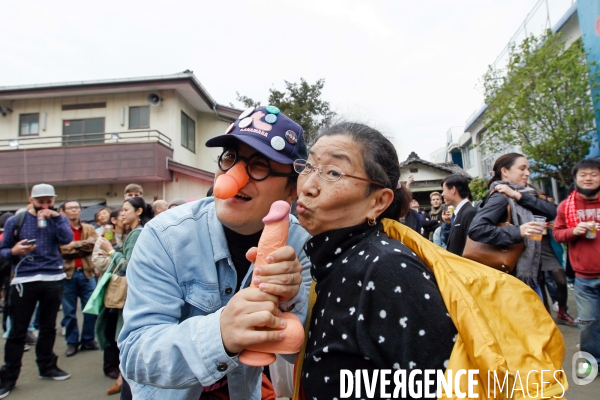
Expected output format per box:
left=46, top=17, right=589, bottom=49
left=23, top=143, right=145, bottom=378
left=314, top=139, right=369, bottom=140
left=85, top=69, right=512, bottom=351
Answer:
left=1, top=0, right=549, bottom=160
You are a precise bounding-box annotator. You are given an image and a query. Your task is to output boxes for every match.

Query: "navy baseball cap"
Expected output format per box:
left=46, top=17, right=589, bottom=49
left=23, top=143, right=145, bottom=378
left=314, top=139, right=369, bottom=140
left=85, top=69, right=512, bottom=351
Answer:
left=205, top=106, right=307, bottom=165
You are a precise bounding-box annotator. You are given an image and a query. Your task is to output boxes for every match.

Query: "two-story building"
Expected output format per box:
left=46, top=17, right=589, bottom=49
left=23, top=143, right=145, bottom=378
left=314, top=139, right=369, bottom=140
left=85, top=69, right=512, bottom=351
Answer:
left=0, top=71, right=241, bottom=211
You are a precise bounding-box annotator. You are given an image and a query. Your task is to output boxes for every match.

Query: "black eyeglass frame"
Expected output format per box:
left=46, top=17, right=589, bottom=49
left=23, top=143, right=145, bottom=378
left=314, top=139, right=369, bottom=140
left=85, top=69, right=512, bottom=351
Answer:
left=293, top=159, right=387, bottom=188
left=217, top=149, right=297, bottom=181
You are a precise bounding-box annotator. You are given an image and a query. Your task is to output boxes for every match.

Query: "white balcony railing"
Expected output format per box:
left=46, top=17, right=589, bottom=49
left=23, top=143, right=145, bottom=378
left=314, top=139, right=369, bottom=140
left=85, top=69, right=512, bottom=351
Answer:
left=0, top=130, right=171, bottom=151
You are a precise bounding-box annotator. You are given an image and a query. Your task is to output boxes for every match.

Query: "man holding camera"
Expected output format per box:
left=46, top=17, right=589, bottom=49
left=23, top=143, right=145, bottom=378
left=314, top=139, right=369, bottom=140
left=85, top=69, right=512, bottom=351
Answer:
left=119, top=107, right=312, bottom=399
left=0, top=184, right=74, bottom=398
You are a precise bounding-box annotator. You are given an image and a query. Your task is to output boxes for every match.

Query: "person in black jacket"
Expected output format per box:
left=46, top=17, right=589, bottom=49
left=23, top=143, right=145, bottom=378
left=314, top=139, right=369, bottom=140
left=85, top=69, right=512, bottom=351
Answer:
left=422, top=191, right=444, bottom=240
left=468, top=153, right=556, bottom=296
left=440, top=175, right=477, bottom=256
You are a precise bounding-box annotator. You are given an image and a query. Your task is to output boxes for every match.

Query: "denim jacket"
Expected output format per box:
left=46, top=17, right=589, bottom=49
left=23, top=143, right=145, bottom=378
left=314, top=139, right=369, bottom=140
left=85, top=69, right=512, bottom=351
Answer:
left=118, top=198, right=311, bottom=400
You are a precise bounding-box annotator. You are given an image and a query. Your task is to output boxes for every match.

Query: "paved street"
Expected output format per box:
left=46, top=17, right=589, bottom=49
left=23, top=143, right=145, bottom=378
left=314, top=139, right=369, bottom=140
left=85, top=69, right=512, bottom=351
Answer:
left=1, top=290, right=598, bottom=399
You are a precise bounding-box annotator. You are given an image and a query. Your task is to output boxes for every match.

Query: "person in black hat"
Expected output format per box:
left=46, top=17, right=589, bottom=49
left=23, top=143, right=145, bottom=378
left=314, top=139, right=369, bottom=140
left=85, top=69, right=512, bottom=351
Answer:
left=118, top=106, right=312, bottom=399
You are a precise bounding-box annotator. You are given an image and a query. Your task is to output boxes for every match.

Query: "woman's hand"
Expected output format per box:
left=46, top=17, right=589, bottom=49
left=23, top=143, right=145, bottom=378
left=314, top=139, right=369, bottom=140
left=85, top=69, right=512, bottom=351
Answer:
left=98, top=237, right=113, bottom=253
left=246, top=246, right=303, bottom=303
left=519, top=221, right=544, bottom=238
left=220, top=288, right=286, bottom=354
left=442, top=211, right=452, bottom=224
left=494, top=184, right=522, bottom=201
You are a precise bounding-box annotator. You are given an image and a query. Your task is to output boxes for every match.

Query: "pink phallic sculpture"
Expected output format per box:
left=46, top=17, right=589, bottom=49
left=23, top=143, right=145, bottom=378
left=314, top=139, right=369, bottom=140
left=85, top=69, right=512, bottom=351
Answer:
left=238, top=201, right=305, bottom=367
left=213, top=161, right=250, bottom=199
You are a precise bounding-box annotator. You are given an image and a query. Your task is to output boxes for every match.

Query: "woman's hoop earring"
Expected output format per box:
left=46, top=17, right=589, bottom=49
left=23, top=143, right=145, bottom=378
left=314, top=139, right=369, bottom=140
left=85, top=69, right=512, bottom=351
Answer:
left=368, top=217, right=376, bottom=226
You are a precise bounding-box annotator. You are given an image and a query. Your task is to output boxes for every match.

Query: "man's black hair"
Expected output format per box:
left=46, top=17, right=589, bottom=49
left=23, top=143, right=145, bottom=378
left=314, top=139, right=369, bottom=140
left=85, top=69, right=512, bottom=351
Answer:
left=572, top=158, right=600, bottom=178
left=59, top=199, right=82, bottom=212
left=441, top=174, right=471, bottom=199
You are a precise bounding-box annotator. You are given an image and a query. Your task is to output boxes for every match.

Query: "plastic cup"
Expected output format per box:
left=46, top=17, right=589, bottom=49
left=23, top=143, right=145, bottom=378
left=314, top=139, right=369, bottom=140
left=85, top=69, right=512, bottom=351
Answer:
left=447, top=205, right=455, bottom=215
left=586, top=222, right=597, bottom=239
left=529, top=216, right=546, bottom=241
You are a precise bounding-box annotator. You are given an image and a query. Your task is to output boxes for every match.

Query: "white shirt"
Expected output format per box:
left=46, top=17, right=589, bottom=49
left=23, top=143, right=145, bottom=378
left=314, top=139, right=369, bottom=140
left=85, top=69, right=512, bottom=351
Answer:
left=454, top=198, right=471, bottom=218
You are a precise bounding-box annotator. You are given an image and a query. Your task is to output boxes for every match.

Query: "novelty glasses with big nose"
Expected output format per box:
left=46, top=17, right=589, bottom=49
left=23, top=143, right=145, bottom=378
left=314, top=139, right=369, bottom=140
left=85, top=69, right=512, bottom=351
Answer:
left=293, top=159, right=386, bottom=187
left=218, top=149, right=297, bottom=181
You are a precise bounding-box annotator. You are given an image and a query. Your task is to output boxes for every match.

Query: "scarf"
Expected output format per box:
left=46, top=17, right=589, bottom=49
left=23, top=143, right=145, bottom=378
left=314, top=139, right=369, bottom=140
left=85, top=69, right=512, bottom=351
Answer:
left=429, top=205, right=443, bottom=220
left=489, top=181, right=541, bottom=287
left=564, top=190, right=580, bottom=229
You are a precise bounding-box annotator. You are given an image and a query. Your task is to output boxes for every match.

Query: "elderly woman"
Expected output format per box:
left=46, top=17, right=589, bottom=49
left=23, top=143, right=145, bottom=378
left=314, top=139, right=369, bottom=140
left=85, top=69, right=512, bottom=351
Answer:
left=293, top=122, right=457, bottom=398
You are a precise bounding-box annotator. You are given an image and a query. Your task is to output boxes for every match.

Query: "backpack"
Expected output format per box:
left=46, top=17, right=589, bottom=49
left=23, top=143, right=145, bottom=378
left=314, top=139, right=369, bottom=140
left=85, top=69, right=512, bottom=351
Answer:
left=12, top=212, right=27, bottom=242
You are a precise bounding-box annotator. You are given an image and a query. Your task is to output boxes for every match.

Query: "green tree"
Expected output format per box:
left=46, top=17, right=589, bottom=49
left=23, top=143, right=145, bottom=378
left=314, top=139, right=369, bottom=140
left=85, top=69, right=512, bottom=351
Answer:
left=234, top=78, right=335, bottom=144
left=481, top=31, right=599, bottom=187
left=469, top=177, right=489, bottom=201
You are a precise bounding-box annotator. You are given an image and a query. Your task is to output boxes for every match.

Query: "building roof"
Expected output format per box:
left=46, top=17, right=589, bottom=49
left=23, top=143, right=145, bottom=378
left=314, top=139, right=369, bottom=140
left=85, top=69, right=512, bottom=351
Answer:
left=399, top=152, right=470, bottom=177
left=0, top=71, right=242, bottom=120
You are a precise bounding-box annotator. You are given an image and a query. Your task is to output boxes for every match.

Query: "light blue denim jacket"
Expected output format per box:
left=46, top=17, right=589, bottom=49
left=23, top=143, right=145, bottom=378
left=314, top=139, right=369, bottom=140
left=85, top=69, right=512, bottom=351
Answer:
left=118, top=198, right=311, bottom=400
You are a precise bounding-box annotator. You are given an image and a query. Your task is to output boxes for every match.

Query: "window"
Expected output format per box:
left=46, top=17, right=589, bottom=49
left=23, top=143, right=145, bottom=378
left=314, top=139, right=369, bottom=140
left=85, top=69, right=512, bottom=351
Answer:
left=62, top=118, right=105, bottom=146
left=20, top=113, right=39, bottom=136
left=410, top=167, right=419, bottom=173
left=181, top=112, right=196, bottom=153
left=462, top=142, right=474, bottom=169
left=129, top=106, right=150, bottom=129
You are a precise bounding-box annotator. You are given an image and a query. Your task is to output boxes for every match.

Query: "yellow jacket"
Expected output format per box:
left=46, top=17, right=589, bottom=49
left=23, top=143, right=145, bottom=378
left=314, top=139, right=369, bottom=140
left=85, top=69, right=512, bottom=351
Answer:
left=294, top=219, right=567, bottom=400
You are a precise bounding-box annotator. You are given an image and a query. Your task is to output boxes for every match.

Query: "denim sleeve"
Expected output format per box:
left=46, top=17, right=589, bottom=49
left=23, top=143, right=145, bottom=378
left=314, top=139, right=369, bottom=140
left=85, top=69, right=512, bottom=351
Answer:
left=118, top=225, right=237, bottom=388
left=440, top=222, right=451, bottom=245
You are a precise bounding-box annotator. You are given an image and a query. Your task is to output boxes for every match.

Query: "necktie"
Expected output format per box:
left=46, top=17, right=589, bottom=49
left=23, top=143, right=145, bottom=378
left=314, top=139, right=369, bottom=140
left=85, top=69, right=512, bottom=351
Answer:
left=451, top=213, right=456, bottom=226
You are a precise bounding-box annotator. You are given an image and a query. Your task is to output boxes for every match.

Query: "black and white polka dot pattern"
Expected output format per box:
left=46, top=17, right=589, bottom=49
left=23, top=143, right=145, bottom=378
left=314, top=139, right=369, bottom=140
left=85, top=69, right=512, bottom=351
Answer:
left=302, top=222, right=457, bottom=399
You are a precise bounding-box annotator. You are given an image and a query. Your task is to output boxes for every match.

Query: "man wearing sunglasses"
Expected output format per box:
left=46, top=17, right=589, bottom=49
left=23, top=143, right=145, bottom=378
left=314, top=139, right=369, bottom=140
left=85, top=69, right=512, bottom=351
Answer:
left=119, top=106, right=311, bottom=399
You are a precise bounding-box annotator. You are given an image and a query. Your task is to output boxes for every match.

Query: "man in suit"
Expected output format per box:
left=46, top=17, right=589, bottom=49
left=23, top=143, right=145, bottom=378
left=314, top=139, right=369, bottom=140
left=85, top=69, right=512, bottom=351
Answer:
left=440, top=175, right=477, bottom=256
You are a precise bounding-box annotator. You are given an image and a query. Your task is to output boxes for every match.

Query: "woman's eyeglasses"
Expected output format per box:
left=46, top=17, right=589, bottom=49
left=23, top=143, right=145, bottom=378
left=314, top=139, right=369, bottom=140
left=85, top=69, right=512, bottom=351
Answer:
left=293, top=159, right=386, bottom=187
left=217, top=149, right=297, bottom=181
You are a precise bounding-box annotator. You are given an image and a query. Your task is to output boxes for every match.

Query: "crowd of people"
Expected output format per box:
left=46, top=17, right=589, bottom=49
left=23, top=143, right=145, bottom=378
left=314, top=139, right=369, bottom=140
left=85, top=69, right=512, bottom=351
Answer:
left=0, top=105, right=597, bottom=399
left=0, top=183, right=191, bottom=398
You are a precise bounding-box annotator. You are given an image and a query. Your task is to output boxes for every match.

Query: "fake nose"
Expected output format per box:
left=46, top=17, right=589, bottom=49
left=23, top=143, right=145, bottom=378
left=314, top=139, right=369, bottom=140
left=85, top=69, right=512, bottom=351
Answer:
left=213, top=161, right=250, bottom=199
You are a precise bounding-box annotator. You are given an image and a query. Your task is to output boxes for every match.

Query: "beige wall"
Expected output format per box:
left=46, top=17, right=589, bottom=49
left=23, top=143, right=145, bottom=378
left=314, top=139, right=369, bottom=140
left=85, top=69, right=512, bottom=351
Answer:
left=171, top=92, right=227, bottom=172
left=400, top=164, right=448, bottom=182
left=164, top=172, right=213, bottom=202
left=0, top=182, right=164, bottom=209
left=0, top=90, right=229, bottom=176
left=0, top=91, right=177, bottom=141
left=1, top=87, right=231, bottom=211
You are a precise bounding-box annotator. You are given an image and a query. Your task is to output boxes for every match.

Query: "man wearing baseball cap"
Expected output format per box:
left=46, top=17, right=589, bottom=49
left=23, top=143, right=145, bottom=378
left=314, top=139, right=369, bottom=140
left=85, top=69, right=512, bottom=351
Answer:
left=0, top=183, right=74, bottom=398
left=119, top=106, right=312, bottom=399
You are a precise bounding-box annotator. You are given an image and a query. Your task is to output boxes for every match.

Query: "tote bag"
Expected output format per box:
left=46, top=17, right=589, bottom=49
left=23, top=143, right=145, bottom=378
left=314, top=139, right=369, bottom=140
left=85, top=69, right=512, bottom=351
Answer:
left=83, top=258, right=124, bottom=315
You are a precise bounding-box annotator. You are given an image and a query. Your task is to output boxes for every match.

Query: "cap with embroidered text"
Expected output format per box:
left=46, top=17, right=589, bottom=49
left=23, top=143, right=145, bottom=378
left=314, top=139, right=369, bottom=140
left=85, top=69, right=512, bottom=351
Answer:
left=205, top=106, right=307, bottom=165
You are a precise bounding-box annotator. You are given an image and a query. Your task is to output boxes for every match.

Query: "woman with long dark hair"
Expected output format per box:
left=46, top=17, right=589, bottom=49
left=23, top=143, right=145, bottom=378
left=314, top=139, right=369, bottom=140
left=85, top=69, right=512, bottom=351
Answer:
left=468, top=153, right=556, bottom=296
left=96, top=197, right=153, bottom=396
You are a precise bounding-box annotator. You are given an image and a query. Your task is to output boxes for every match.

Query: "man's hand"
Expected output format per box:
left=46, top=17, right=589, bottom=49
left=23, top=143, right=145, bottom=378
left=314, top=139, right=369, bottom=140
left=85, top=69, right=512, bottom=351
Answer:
left=37, top=209, right=60, bottom=219
left=11, top=239, right=36, bottom=256
left=85, top=236, right=97, bottom=245
left=220, top=288, right=286, bottom=354
left=573, top=222, right=590, bottom=236
left=406, top=174, right=414, bottom=189
left=246, top=245, right=303, bottom=303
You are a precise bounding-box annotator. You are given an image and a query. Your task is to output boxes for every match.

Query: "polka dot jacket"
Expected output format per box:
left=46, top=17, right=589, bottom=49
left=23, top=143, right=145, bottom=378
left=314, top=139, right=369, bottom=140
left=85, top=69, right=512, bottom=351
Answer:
left=302, top=221, right=457, bottom=399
